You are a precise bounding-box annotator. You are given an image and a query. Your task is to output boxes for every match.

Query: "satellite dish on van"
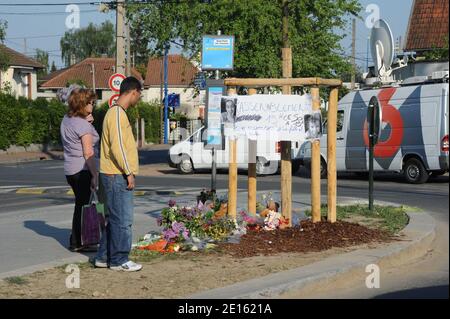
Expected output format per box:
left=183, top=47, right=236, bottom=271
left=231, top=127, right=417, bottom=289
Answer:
left=370, top=19, right=395, bottom=78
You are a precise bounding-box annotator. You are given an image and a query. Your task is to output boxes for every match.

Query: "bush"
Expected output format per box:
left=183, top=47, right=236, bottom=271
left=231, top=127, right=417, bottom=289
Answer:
left=0, top=92, right=66, bottom=150
left=0, top=93, right=161, bottom=150
left=93, top=100, right=161, bottom=144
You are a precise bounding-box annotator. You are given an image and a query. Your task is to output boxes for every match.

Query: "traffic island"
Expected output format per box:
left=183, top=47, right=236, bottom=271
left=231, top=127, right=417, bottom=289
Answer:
left=0, top=203, right=427, bottom=299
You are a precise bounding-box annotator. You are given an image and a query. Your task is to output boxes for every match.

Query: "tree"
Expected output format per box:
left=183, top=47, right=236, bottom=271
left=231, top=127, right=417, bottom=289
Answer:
left=35, top=49, right=49, bottom=79
left=0, top=20, right=10, bottom=72
left=60, top=21, right=115, bottom=67
left=126, top=0, right=360, bottom=79
left=50, top=61, right=57, bottom=73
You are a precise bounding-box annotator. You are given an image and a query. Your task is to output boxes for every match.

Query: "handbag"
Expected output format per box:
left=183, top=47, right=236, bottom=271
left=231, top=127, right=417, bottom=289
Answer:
left=81, top=192, right=106, bottom=246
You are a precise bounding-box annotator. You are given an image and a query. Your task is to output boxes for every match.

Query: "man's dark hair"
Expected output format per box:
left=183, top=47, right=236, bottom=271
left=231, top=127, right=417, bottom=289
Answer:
left=119, top=76, right=142, bottom=96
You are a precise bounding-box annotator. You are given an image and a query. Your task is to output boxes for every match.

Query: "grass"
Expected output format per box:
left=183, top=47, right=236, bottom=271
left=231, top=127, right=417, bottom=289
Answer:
left=4, top=276, right=28, bottom=285
left=305, top=204, right=409, bottom=235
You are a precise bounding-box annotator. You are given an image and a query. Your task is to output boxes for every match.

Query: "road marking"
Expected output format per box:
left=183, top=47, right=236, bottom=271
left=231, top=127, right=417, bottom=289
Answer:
left=16, top=188, right=45, bottom=194
left=42, top=166, right=64, bottom=170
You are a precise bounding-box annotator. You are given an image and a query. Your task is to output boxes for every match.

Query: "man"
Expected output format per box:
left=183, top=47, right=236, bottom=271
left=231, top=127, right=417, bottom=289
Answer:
left=221, top=98, right=236, bottom=124
left=94, top=77, right=142, bottom=272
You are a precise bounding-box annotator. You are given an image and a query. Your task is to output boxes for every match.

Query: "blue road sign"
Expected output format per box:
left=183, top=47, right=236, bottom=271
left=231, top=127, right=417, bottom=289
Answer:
left=202, top=35, right=234, bottom=71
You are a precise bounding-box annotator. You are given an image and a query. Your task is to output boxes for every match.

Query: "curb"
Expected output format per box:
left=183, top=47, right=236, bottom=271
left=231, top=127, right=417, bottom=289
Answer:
left=186, top=209, right=436, bottom=299
left=12, top=187, right=190, bottom=197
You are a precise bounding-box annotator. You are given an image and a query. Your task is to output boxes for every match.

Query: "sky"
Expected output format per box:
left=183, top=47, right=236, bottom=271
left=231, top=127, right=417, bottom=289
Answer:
left=0, top=0, right=414, bottom=71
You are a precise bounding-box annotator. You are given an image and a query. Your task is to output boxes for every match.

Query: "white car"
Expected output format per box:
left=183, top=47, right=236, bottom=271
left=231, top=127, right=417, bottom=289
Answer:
left=168, top=126, right=303, bottom=175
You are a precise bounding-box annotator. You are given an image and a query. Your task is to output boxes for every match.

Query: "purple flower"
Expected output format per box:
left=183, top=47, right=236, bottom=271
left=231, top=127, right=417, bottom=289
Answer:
left=163, top=229, right=177, bottom=241
left=168, top=199, right=176, bottom=207
left=156, top=216, right=163, bottom=226
left=182, top=229, right=190, bottom=240
left=172, top=221, right=185, bottom=233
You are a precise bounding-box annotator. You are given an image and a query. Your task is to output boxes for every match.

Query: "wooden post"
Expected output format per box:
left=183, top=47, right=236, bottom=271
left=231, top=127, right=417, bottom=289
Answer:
left=140, top=118, right=145, bottom=148
left=227, top=87, right=238, bottom=220
left=248, top=88, right=257, bottom=215
left=281, top=47, right=292, bottom=226
left=327, top=88, right=339, bottom=223
left=311, top=87, right=321, bottom=222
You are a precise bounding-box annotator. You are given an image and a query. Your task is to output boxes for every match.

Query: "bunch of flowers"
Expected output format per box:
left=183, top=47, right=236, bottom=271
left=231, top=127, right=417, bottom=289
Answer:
left=158, top=199, right=236, bottom=243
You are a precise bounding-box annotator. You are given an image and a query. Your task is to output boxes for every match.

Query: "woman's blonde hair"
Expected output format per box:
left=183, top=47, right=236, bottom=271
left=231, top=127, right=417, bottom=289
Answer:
left=67, top=88, right=96, bottom=118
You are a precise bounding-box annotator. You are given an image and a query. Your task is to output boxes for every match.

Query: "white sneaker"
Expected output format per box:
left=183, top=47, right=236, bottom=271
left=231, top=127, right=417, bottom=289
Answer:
left=94, top=259, right=108, bottom=268
left=110, top=261, right=142, bottom=272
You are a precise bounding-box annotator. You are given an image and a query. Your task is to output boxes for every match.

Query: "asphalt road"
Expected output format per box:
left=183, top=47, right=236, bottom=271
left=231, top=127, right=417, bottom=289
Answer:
left=0, top=156, right=448, bottom=298
left=0, top=158, right=448, bottom=219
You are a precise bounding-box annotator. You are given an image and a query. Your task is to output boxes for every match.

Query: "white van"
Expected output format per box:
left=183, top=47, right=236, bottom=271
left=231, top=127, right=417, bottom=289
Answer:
left=299, top=82, right=449, bottom=183
left=168, top=126, right=303, bottom=175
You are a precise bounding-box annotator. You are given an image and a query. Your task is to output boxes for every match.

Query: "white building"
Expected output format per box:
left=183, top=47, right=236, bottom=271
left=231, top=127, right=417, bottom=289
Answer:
left=0, top=45, right=44, bottom=100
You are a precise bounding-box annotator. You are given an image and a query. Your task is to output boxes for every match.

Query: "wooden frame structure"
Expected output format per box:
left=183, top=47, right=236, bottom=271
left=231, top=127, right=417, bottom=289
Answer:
left=224, top=77, right=341, bottom=224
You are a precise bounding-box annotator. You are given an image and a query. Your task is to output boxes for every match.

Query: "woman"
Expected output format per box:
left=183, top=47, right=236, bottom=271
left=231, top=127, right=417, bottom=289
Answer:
left=60, top=88, right=99, bottom=252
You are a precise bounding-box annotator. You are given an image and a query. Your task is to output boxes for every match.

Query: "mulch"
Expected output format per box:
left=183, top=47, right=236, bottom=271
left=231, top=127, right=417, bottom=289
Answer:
left=219, top=220, right=392, bottom=258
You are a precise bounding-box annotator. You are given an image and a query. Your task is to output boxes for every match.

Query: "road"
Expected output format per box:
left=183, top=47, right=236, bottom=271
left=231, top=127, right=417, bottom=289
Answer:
left=0, top=154, right=448, bottom=298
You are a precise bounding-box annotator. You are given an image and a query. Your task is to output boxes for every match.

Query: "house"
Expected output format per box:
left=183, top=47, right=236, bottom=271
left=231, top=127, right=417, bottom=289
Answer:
left=39, top=57, right=143, bottom=104
left=0, top=44, right=44, bottom=100
left=144, top=54, right=200, bottom=119
left=392, top=0, right=449, bottom=81
left=404, top=0, right=449, bottom=55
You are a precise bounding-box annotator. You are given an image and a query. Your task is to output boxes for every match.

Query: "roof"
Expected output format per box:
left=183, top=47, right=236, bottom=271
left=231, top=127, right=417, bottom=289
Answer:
left=40, top=57, right=143, bottom=89
left=144, top=54, right=199, bottom=87
left=405, top=0, right=449, bottom=51
left=0, top=44, right=44, bottom=69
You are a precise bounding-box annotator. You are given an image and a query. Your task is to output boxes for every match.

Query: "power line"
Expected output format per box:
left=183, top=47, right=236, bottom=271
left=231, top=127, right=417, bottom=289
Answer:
left=0, top=9, right=98, bottom=15
left=6, top=34, right=64, bottom=40
left=0, top=2, right=98, bottom=6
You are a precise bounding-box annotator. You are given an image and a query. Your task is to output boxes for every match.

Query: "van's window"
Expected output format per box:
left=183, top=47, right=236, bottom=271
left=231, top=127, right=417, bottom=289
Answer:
left=337, top=110, right=344, bottom=132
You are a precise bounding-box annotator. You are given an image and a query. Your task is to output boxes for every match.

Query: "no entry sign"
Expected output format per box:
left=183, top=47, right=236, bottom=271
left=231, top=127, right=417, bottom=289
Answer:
left=108, top=73, right=125, bottom=92
left=109, top=94, right=120, bottom=108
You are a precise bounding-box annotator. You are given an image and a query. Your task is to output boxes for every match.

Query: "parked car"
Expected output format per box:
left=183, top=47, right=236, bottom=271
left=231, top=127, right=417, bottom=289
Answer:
left=168, top=126, right=303, bottom=175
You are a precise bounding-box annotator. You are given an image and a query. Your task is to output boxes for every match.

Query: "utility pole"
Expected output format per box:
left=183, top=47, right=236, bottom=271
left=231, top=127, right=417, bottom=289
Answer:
left=366, top=36, right=370, bottom=73
left=281, top=0, right=292, bottom=225
left=116, top=0, right=126, bottom=75
left=163, top=45, right=169, bottom=144
left=23, top=38, right=27, bottom=56
left=126, top=20, right=131, bottom=77
left=91, top=63, right=96, bottom=92
left=351, top=18, right=356, bottom=90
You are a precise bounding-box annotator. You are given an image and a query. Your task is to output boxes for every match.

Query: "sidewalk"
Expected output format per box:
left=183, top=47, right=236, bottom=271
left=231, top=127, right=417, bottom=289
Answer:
left=0, top=150, right=63, bottom=164
left=0, top=144, right=171, bottom=165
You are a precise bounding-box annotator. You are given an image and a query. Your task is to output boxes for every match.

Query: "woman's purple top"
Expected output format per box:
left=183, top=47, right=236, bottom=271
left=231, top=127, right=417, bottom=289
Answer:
left=60, top=115, right=99, bottom=176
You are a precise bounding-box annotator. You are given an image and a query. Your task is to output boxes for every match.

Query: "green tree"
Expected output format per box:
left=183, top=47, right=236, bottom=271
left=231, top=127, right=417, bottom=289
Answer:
left=50, top=61, right=57, bottom=73
left=35, top=49, right=49, bottom=79
left=60, top=21, right=115, bottom=67
left=0, top=20, right=10, bottom=72
left=127, top=0, right=360, bottom=79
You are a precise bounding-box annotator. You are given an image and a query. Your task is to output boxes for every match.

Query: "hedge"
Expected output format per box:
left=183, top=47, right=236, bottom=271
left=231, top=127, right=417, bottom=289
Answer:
left=0, top=92, right=161, bottom=150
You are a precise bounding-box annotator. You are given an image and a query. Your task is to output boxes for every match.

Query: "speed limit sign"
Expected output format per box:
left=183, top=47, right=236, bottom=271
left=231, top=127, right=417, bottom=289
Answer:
left=108, top=73, right=126, bottom=92
left=109, top=94, right=120, bottom=108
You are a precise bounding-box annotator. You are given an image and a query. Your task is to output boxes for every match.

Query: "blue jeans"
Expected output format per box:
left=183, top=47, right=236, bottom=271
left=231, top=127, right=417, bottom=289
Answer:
left=96, top=173, right=134, bottom=267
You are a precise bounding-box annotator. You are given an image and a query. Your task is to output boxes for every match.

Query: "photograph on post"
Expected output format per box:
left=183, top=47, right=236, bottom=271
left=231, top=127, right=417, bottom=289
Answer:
left=304, top=112, right=323, bottom=140
left=220, top=97, right=237, bottom=125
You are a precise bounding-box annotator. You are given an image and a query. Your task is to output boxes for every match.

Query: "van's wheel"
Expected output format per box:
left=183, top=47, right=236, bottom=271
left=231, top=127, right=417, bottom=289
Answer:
left=292, top=161, right=301, bottom=175
left=306, top=158, right=327, bottom=179
left=320, top=158, right=327, bottom=179
left=177, top=155, right=194, bottom=174
left=403, top=158, right=429, bottom=184
left=256, top=157, right=277, bottom=175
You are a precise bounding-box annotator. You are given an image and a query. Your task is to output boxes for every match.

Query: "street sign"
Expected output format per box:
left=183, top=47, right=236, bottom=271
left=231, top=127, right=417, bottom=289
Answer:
left=367, top=95, right=382, bottom=212
left=201, top=35, right=234, bottom=71
left=367, top=96, right=382, bottom=145
left=109, top=94, right=120, bottom=108
left=204, top=79, right=226, bottom=150
left=194, top=72, right=207, bottom=90
left=168, top=93, right=180, bottom=108
left=108, top=73, right=126, bottom=92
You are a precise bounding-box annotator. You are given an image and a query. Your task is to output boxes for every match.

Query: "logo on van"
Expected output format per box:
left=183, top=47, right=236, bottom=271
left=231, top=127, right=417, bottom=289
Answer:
left=363, top=88, right=404, bottom=158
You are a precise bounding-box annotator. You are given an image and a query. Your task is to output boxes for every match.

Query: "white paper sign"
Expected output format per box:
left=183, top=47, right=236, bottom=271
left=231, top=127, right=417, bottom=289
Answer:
left=225, top=94, right=319, bottom=142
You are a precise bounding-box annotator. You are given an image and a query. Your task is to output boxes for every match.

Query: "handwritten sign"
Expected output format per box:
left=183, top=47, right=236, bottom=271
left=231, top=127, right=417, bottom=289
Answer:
left=226, top=94, right=319, bottom=142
